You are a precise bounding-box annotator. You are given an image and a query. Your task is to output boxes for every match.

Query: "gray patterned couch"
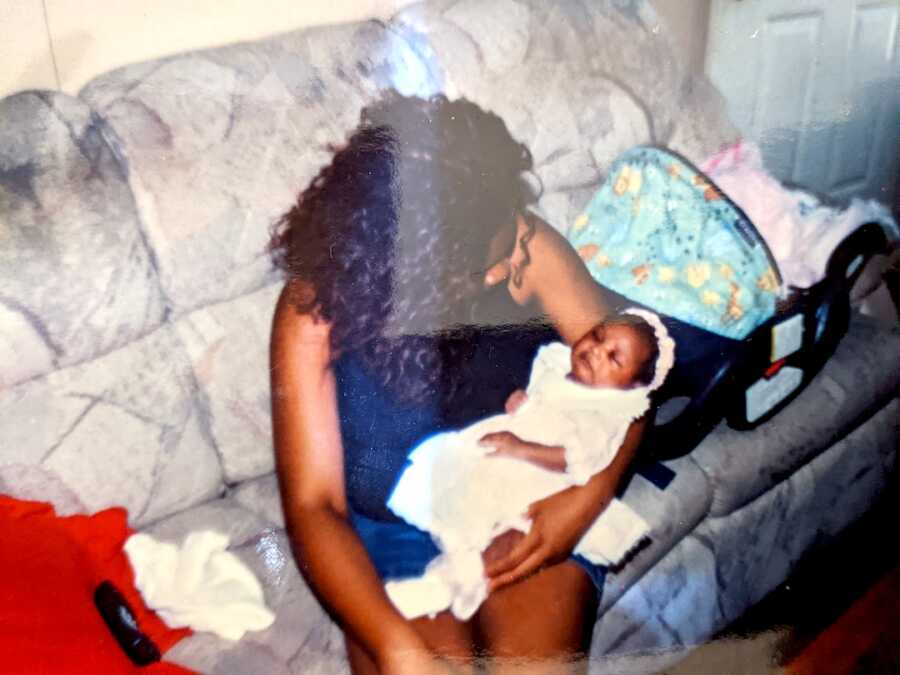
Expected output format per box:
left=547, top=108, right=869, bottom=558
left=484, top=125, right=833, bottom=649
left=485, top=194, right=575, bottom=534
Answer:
left=1, top=0, right=897, bottom=672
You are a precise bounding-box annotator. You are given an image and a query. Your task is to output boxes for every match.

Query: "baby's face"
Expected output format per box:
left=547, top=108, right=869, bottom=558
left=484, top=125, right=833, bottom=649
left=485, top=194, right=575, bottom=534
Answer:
left=570, top=322, right=651, bottom=389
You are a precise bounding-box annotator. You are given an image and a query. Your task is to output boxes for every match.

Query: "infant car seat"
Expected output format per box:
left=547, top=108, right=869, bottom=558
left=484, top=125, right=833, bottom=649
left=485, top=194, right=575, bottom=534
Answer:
left=568, top=146, right=890, bottom=462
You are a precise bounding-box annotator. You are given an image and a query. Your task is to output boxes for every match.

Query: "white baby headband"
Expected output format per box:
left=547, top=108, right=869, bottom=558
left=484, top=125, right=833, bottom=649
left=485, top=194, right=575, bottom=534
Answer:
left=622, top=308, right=676, bottom=392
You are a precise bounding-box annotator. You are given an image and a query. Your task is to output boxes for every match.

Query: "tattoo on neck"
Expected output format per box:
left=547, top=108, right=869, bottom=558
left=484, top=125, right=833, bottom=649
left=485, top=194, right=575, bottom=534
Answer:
left=511, top=212, right=537, bottom=289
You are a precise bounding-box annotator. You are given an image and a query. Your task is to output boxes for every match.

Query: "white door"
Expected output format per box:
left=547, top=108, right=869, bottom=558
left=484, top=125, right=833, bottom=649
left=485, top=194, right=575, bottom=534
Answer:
left=706, top=0, right=900, bottom=205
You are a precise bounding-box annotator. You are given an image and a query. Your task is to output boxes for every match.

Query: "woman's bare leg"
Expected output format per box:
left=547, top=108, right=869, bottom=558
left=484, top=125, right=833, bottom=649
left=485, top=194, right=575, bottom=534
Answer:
left=346, top=632, right=380, bottom=675
left=345, top=611, right=477, bottom=674
left=411, top=611, right=477, bottom=673
left=476, top=561, right=598, bottom=675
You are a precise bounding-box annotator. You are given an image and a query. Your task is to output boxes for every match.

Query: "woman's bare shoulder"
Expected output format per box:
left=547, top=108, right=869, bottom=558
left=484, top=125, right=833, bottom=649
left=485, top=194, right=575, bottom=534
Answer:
left=271, top=280, right=332, bottom=358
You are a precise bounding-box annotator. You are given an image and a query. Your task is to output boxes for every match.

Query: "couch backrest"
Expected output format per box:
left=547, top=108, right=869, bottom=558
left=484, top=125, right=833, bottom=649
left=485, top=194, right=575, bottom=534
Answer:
left=0, top=0, right=737, bottom=525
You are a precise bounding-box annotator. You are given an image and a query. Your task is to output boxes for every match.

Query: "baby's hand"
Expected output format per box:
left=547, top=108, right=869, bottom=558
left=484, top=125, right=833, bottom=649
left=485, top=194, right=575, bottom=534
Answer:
left=480, top=433, right=568, bottom=472
left=504, top=389, right=528, bottom=414
left=479, top=431, right=527, bottom=457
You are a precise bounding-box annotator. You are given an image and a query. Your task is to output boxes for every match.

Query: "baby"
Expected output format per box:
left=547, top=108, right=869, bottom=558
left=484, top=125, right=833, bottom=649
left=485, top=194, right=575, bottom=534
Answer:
left=385, top=308, right=676, bottom=620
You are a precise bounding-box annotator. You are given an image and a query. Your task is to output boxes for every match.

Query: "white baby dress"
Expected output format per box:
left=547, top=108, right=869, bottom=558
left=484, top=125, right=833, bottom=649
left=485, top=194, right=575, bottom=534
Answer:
left=385, top=342, right=653, bottom=620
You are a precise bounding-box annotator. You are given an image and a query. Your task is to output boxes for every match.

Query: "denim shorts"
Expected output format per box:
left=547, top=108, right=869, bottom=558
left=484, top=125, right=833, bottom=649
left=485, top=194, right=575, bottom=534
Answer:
left=350, top=512, right=607, bottom=601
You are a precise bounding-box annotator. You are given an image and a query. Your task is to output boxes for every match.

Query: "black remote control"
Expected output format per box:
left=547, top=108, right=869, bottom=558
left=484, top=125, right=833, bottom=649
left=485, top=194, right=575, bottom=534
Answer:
left=93, top=580, right=161, bottom=666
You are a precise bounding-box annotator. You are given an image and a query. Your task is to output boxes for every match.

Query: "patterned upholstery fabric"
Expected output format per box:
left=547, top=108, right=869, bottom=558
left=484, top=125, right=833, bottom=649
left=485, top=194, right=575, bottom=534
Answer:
left=569, top=146, right=779, bottom=340
left=1, top=1, right=895, bottom=670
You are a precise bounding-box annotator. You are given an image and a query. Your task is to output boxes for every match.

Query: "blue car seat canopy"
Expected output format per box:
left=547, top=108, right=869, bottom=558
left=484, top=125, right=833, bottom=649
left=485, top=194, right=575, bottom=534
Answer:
left=568, top=146, right=782, bottom=341
left=568, top=146, right=890, bottom=460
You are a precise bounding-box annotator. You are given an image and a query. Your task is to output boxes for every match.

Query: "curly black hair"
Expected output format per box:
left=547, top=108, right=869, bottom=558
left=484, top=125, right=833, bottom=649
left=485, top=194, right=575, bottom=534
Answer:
left=269, top=92, right=537, bottom=402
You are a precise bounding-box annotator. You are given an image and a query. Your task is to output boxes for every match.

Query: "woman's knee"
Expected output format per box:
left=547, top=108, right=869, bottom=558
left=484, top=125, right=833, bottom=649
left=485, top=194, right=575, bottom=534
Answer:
left=410, top=610, right=477, bottom=668
left=476, top=561, right=597, bottom=668
left=481, top=655, right=589, bottom=675
left=346, top=614, right=477, bottom=674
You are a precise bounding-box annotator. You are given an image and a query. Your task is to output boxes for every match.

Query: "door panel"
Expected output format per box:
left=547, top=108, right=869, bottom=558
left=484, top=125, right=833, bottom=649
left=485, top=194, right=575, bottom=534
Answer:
left=707, top=0, right=900, bottom=205
left=752, top=11, right=823, bottom=181
left=827, top=1, right=899, bottom=198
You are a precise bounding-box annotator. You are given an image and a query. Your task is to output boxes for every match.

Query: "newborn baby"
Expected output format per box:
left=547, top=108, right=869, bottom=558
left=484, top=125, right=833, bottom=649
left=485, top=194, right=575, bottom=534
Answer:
left=385, top=308, right=676, bottom=620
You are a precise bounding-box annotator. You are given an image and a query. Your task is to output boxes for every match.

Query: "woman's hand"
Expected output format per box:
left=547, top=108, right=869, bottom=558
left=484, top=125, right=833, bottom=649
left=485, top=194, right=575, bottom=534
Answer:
left=483, top=416, right=647, bottom=591
left=483, top=480, right=613, bottom=592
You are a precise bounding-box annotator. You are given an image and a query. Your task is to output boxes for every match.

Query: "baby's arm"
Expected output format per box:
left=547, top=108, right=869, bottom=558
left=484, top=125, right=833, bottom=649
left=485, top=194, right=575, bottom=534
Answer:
left=479, top=431, right=567, bottom=472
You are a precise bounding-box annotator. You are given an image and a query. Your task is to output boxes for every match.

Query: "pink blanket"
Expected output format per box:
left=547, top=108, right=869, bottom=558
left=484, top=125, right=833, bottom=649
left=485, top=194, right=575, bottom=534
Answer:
left=700, top=141, right=897, bottom=289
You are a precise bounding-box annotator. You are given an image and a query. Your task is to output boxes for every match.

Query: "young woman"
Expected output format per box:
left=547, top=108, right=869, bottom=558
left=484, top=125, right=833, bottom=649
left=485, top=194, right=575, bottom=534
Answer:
left=268, top=92, right=646, bottom=674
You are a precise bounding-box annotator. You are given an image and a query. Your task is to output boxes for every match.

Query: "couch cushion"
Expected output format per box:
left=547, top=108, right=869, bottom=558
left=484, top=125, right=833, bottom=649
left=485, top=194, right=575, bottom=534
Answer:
left=142, top=496, right=272, bottom=549
left=692, top=312, right=900, bottom=517
left=599, top=455, right=711, bottom=613
left=0, top=324, right=224, bottom=526
left=390, top=0, right=707, bottom=235
left=0, top=91, right=167, bottom=388
left=592, top=399, right=898, bottom=656
left=78, top=20, right=443, bottom=319
left=393, top=0, right=685, bottom=145
left=0, top=464, right=86, bottom=516
left=172, top=284, right=280, bottom=483
left=151, top=508, right=345, bottom=675
left=231, top=474, right=285, bottom=529
left=74, top=0, right=724, bottom=326
left=696, top=400, right=899, bottom=624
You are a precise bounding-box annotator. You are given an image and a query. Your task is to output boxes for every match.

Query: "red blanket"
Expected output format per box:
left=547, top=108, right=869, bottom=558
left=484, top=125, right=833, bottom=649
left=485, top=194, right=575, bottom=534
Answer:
left=0, top=496, right=193, bottom=674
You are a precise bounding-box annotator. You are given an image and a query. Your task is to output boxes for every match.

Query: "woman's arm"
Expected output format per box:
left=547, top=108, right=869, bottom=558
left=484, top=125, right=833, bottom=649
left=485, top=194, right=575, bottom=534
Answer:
left=480, top=212, right=645, bottom=588
left=483, top=415, right=647, bottom=590
left=270, top=283, right=427, bottom=670
left=512, top=214, right=615, bottom=344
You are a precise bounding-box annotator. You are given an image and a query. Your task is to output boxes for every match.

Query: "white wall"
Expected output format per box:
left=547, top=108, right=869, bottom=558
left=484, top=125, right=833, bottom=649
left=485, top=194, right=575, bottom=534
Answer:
left=2, top=0, right=59, bottom=96
left=1, top=0, right=418, bottom=98
left=653, top=0, right=711, bottom=74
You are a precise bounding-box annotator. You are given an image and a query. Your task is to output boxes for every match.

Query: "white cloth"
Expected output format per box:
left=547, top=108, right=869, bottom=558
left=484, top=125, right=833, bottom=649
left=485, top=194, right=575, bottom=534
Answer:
left=385, top=342, right=652, bottom=620
left=124, top=531, right=275, bottom=641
